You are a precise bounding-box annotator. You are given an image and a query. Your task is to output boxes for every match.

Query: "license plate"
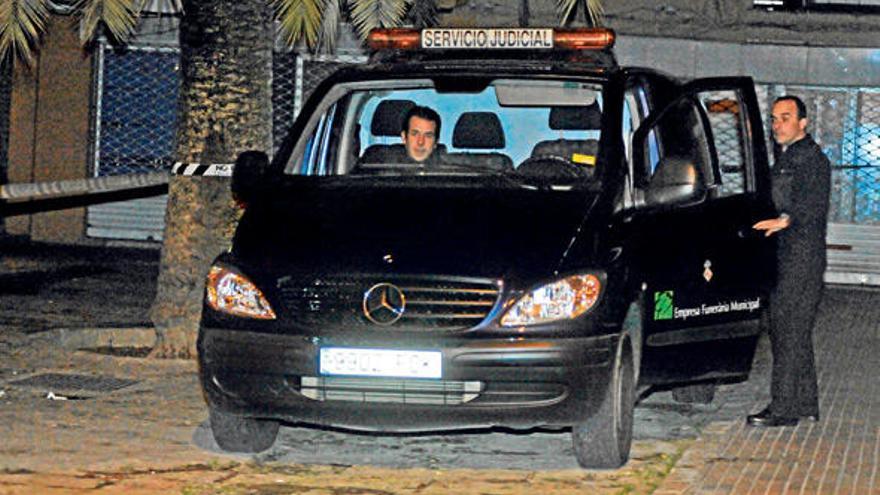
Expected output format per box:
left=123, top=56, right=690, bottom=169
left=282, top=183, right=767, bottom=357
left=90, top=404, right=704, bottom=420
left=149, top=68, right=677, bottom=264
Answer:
left=319, top=347, right=442, bottom=379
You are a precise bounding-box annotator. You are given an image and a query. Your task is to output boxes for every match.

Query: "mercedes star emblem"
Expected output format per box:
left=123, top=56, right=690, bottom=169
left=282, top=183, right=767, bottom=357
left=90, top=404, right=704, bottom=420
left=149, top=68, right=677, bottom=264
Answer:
left=363, top=283, right=406, bottom=325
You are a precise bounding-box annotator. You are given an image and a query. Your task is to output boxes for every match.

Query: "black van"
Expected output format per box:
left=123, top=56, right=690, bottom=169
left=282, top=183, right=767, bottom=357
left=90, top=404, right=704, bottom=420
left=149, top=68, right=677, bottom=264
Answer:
left=198, top=28, right=776, bottom=469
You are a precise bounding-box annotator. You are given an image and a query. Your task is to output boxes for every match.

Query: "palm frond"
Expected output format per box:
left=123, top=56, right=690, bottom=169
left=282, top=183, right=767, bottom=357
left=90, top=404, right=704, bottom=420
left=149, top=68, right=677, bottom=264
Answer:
left=0, top=0, right=49, bottom=66
left=556, top=0, right=604, bottom=27
left=405, top=0, right=437, bottom=29
left=76, top=0, right=143, bottom=44
left=555, top=0, right=576, bottom=26
left=586, top=0, right=604, bottom=26
left=316, top=0, right=341, bottom=53
left=348, top=0, right=410, bottom=40
left=273, top=0, right=323, bottom=49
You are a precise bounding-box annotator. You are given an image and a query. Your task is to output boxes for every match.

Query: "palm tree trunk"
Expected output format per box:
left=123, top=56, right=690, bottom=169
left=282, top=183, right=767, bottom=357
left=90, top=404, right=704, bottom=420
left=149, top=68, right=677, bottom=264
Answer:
left=518, top=0, right=530, bottom=27
left=150, top=0, right=273, bottom=358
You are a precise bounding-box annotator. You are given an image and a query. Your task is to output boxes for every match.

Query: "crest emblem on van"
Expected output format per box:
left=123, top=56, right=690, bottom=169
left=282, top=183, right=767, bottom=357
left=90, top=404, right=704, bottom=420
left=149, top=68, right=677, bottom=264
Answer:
left=363, top=283, right=406, bottom=325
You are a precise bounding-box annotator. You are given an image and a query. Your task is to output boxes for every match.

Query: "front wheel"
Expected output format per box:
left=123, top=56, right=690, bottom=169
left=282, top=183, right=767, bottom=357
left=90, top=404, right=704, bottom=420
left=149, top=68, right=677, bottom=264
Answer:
left=209, top=408, right=280, bottom=453
left=572, top=339, right=635, bottom=469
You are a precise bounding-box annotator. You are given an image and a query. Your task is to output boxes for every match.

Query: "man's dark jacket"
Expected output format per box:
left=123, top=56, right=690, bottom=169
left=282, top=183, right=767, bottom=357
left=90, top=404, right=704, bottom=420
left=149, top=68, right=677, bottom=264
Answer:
left=772, top=134, right=831, bottom=277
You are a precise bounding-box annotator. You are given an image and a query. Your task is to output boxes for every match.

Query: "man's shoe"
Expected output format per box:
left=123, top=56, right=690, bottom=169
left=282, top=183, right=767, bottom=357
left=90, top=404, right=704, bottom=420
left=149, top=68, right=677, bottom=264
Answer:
left=803, top=413, right=820, bottom=422
left=746, top=407, right=772, bottom=425
left=746, top=408, right=799, bottom=427
left=748, top=415, right=799, bottom=427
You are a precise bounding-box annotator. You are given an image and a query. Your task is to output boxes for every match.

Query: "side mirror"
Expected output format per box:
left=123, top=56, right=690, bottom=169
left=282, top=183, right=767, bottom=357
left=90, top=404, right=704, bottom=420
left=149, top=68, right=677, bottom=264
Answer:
left=231, top=150, right=271, bottom=205
left=645, top=157, right=707, bottom=207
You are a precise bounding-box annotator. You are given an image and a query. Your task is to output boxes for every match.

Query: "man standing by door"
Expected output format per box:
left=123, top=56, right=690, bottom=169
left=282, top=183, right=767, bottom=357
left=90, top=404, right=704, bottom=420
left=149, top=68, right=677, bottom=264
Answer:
left=748, top=95, right=830, bottom=427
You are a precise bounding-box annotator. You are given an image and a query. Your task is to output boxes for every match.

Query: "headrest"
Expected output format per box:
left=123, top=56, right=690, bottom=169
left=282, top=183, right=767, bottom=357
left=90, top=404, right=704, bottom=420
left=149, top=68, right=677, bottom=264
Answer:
left=371, top=99, right=416, bottom=136
left=453, top=112, right=506, bottom=149
left=549, top=102, right=602, bottom=131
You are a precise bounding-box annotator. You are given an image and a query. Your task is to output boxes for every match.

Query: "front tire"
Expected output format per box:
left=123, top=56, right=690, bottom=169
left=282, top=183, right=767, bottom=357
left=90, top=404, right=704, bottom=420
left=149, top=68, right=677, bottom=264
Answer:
left=209, top=408, right=280, bottom=453
left=572, top=339, right=635, bottom=469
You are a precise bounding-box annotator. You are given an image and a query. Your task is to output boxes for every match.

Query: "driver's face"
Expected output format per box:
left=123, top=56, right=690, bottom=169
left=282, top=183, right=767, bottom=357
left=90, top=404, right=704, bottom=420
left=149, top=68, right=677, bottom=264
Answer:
left=402, top=116, right=438, bottom=162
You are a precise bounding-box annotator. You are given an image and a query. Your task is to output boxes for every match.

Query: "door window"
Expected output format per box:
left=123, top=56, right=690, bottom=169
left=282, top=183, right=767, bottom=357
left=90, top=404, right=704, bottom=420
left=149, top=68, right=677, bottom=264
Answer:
left=633, top=84, right=760, bottom=204
left=634, top=96, right=713, bottom=196
left=623, top=80, right=657, bottom=208
left=696, top=91, right=752, bottom=197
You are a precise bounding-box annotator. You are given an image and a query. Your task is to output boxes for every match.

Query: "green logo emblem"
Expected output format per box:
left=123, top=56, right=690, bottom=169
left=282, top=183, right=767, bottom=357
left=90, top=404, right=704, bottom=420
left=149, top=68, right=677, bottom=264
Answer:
left=654, top=291, right=673, bottom=320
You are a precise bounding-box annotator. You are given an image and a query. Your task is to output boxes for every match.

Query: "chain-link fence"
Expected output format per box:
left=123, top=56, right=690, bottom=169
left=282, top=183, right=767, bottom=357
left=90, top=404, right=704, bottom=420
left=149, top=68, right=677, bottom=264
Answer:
left=88, top=44, right=363, bottom=239
left=95, top=45, right=180, bottom=177
left=759, top=85, right=880, bottom=226
left=273, top=51, right=298, bottom=153
left=272, top=52, right=361, bottom=154
left=96, top=46, right=363, bottom=174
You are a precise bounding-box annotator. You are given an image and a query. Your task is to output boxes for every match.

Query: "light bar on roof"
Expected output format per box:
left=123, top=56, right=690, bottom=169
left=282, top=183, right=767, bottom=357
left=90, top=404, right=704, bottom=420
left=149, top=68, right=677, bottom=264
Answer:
left=367, top=28, right=615, bottom=51
left=422, top=28, right=554, bottom=49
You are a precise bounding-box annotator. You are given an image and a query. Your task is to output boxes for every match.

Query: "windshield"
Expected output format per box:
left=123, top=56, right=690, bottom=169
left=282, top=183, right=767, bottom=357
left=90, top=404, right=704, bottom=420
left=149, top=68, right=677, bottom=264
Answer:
left=284, top=78, right=604, bottom=185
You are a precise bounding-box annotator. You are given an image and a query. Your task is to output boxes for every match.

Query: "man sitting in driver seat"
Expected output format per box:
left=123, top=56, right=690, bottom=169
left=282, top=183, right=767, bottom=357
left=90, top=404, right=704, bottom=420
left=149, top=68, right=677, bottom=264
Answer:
left=400, top=105, right=443, bottom=164
left=358, top=104, right=444, bottom=166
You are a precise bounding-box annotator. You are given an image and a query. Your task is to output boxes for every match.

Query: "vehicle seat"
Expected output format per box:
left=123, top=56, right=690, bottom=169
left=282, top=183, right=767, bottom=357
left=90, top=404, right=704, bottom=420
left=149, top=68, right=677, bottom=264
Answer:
left=360, top=99, right=414, bottom=163
left=531, top=139, right=598, bottom=164
left=528, top=103, right=601, bottom=171
left=447, top=112, right=513, bottom=171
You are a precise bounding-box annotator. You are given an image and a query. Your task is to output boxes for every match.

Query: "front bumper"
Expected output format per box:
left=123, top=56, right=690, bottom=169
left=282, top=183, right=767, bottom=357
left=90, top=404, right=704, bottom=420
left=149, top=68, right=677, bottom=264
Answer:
left=198, top=327, right=618, bottom=432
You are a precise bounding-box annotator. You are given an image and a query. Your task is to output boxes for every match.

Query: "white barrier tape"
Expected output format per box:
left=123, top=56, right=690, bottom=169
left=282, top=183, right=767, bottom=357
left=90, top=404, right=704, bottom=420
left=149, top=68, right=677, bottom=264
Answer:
left=172, top=162, right=234, bottom=177
left=0, top=172, right=169, bottom=201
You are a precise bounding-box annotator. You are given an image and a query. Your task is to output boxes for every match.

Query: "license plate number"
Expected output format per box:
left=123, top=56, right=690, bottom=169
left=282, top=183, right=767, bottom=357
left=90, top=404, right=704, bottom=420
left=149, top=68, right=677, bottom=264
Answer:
left=319, top=347, right=442, bottom=379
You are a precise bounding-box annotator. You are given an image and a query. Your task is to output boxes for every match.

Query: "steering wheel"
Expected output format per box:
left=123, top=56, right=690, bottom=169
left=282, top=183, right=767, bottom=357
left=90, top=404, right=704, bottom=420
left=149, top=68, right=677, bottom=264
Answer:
left=516, top=154, right=585, bottom=179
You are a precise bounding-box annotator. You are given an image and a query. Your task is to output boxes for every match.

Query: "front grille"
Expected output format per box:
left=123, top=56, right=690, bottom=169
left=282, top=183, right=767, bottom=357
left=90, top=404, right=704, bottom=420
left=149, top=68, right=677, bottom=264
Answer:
left=277, top=275, right=501, bottom=330
left=300, top=376, right=483, bottom=405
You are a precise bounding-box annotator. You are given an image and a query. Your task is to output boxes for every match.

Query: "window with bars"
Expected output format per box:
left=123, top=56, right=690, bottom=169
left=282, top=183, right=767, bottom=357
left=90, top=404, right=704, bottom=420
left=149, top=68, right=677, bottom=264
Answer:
left=96, top=46, right=180, bottom=177
left=95, top=47, right=357, bottom=176
left=272, top=53, right=358, bottom=154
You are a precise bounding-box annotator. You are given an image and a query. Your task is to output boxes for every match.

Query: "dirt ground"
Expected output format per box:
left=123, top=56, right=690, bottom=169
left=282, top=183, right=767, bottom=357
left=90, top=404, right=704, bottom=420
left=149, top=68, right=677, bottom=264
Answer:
left=0, top=241, right=688, bottom=494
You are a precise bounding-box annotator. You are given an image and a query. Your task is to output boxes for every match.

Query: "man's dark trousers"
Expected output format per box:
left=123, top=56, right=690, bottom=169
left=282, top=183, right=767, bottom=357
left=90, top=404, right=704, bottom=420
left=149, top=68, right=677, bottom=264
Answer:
left=768, top=259, right=821, bottom=418
left=766, top=134, right=830, bottom=419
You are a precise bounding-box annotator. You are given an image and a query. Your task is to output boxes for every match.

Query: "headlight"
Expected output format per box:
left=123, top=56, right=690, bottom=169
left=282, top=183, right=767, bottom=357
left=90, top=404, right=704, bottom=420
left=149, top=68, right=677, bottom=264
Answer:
left=500, top=273, right=601, bottom=326
left=205, top=265, right=276, bottom=320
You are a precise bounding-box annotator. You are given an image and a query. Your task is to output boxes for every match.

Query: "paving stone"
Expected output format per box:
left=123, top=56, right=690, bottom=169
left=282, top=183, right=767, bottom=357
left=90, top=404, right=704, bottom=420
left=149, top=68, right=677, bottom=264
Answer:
left=656, top=287, right=880, bottom=494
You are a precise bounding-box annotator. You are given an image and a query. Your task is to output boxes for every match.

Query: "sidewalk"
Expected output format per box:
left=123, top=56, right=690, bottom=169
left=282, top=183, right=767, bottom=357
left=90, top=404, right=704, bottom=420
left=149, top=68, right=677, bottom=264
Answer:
left=656, top=287, right=880, bottom=495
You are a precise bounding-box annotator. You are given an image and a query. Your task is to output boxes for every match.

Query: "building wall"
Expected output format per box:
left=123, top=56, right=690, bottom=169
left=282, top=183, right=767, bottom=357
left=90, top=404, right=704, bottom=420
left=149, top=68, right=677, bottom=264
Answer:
left=605, top=0, right=880, bottom=48
left=444, top=0, right=880, bottom=48
left=6, top=15, right=93, bottom=242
